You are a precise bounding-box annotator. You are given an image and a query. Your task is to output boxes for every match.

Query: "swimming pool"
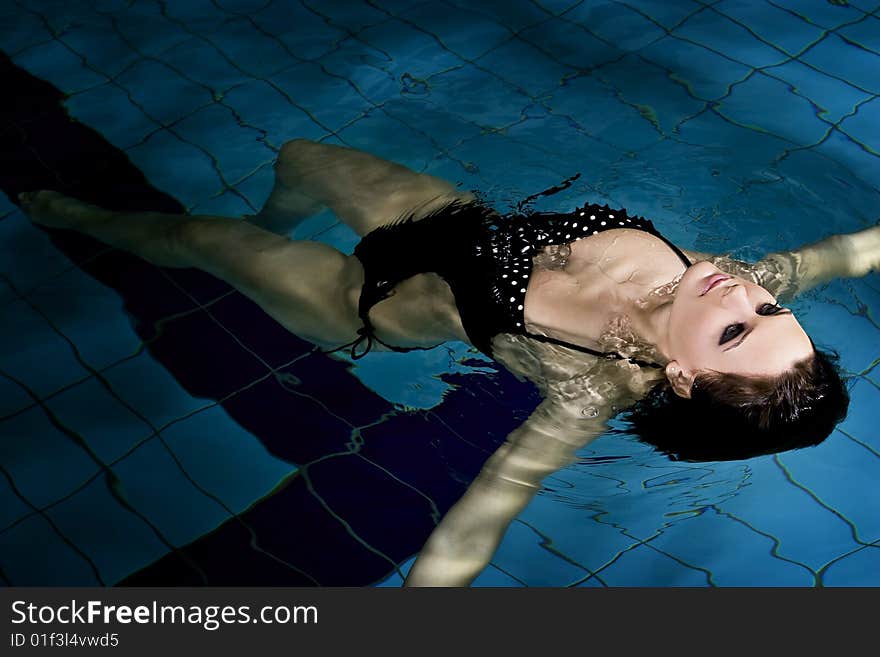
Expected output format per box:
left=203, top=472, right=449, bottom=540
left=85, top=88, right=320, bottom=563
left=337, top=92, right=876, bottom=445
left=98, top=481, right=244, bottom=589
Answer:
left=1, top=0, right=878, bottom=586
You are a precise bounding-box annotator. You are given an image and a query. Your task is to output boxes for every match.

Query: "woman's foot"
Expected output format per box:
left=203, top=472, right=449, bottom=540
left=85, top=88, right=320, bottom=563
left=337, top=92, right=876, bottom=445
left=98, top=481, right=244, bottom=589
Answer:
left=18, top=190, right=105, bottom=229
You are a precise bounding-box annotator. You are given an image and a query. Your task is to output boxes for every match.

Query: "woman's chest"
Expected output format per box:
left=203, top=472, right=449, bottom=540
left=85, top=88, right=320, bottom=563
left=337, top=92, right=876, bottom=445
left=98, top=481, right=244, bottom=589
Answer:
left=523, top=229, right=687, bottom=341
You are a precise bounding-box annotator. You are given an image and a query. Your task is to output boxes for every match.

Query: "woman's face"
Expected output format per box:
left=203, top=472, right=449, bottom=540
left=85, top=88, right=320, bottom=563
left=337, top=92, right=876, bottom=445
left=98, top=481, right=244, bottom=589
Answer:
left=664, top=261, right=813, bottom=394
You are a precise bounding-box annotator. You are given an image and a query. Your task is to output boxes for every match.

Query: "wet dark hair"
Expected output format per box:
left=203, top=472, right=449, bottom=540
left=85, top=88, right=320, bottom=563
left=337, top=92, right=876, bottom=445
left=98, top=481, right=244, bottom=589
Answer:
left=619, top=347, right=850, bottom=462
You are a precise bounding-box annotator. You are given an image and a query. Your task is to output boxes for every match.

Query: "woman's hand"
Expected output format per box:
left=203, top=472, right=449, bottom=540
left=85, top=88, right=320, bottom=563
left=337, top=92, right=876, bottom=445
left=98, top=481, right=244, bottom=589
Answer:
left=404, top=397, right=614, bottom=587
left=839, top=224, right=880, bottom=278
left=752, top=222, right=880, bottom=301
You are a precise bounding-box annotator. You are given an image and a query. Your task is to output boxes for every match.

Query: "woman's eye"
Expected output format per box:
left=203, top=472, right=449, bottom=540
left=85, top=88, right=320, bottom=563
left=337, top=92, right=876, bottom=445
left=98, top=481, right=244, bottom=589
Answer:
left=757, top=302, right=783, bottom=315
left=719, top=323, right=745, bottom=345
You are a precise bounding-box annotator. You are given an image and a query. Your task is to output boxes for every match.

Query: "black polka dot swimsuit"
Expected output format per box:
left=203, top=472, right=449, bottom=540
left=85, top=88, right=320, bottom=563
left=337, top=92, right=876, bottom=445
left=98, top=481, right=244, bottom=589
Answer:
left=344, top=200, right=692, bottom=363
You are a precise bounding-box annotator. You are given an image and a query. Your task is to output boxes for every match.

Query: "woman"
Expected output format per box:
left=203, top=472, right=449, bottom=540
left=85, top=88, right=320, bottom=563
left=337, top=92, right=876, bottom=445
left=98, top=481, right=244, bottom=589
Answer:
left=18, top=139, right=877, bottom=585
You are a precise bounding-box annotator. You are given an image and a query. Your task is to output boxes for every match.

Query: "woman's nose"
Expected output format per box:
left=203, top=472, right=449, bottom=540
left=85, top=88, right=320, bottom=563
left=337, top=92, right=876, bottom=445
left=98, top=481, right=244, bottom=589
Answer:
left=721, top=283, right=749, bottom=307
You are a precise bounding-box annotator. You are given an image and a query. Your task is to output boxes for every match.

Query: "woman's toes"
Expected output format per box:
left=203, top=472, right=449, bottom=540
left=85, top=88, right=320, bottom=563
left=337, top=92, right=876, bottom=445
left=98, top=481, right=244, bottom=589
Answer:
left=18, top=190, right=74, bottom=228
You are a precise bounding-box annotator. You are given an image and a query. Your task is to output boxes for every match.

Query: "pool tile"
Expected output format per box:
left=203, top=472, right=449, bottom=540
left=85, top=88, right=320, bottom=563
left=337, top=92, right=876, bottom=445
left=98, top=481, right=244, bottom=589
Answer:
left=27, top=266, right=141, bottom=370
left=528, top=92, right=661, bottom=154
left=0, top=211, right=77, bottom=297
left=0, top=477, right=31, bottom=531
left=647, top=507, right=817, bottom=585
left=207, top=17, right=299, bottom=78
left=304, top=0, right=388, bottom=32
left=428, top=65, right=536, bottom=128
left=231, top=162, right=274, bottom=210
left=158, top=36, right=249, bottom=91
left=272, top=62, right=368, bottom=132
left=719, top=72, right=828, bottom=145
left=472, top=564, right=525, bottom=587
left=840, top=96, right=880, bottom=154
left=780, top=434, right=880, bottom=542
left=101, top=350, right=212, bottom=430
left=158, top=0, right=230, bottom=33
left=0, top=6, right=51, bottom=55
left=613, top=0, right=704, bottom=30
left=446, top=0, right=548, bottom=33
left=491, top=519, right=592, bottom=586
left=43, top=376, right=150, bottom=464
left=306, top=454, right=436, bottom=564
left=162, top=404, right=295, bottom=512
left=252, top=2, right=346, bottom=60
left=0, top=513, right=101, bottom=585
left=3, top=0, right=880, bottom=591
left=823, top=545, right=880, bottom=586
left=801, top=33, right=880, bottom=95
left=336, top=110, right=438, bottom=172
left=222, top=79, right=326, bottom=149
left=173, top=103, right=272, bottom=185
left=102, top=1, right=191, bottom=57
left=45, top=475, right=169, bottom=584
left=126, top=129, right=224, bottom=208
left=804, top=289, right=880, bottom=373
left=839, top=15, right=880, bottom=54
left=0, top=404, right=101, bottom=510
left=595, top=55, right=706, bottom=135
left=837, top=379, right=879, bottom=449
left=641, top=35, right=752, bottom=100
left=519, top=17, right=624, bottom=70
left=109, top=438, right=234, bottom=547
left=598, top=542, right=713, bottom=586
left=676, top=106, right=788, bottom=156
left=189, top=191, right=253, bottom=217
left=675, top=8, right=789, bottom=69
left=144, top=306, right=270, bottom=400
left=767, top=59, right=871, bottom=123
left=116, top=59, right=214, bottom=126
left=206, top=293, right=314, bottom=370
left=566, top=2, right=665, bottom=51
left=65, top=82, right=156, bottom=151
left=813, top=125, right=880, bottom=191
left=715, top=455, right=858, bottom=570
left=316, top=42, right=398, bottom=103
left=382, top=97, right=484, bottom=152
left=401, top=3, right=512, bottom=61
left=374, top=555, right=413, bottom=587
left=769, top=0, right=873, bottom=29
left=62, top=14, right=143, bottom=78
left=12, top=39, right=107, bottom=94
left=514, top=491, right=647, bottom=575
left=713, top=0, right=824, bottom=55
left=0, top=299, right=89, bottom=398
left=222, top=374, right=357, bottom=465
left=360, top=19, right=466, bottom=80
left=0, top=374, right=33, bottom=419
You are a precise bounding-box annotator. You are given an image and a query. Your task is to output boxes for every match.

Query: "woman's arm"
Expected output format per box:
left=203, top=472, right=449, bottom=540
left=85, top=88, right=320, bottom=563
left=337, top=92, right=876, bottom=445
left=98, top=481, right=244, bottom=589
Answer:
left=404, top=398, right=613, bottom=587
left=755, top=225, right=880, bottom=301
left=682, top=224, right=880, bottom=302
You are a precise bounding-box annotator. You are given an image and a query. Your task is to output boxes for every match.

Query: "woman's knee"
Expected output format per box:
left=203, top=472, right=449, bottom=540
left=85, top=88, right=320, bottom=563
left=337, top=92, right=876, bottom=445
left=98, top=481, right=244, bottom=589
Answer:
left=276, top=138, right=328, bottom=172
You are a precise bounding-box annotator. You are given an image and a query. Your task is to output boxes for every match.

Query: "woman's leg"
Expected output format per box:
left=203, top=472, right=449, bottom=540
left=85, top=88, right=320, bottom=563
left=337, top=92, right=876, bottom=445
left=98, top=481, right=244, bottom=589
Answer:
left=249, top=139, right=475, bottom=236
left=19, top=191, right=366, bottom=348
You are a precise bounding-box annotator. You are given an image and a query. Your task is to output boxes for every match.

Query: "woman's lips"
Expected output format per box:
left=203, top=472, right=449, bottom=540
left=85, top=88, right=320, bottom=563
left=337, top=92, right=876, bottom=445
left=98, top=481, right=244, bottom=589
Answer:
left=701, top=273, right=730, bottom=296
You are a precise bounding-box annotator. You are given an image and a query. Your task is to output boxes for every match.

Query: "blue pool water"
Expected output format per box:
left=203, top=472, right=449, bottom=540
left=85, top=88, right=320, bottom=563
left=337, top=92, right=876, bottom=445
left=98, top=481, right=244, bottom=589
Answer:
left=1, top=0, right=878, bottom=586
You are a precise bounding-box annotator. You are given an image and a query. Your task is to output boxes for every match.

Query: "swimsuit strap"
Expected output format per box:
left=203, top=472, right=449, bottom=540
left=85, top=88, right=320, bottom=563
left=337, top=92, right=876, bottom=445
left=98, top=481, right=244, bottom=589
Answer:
left=523, top=331, right=664, bottom=369
left=649, top=226, right=693, bottom=269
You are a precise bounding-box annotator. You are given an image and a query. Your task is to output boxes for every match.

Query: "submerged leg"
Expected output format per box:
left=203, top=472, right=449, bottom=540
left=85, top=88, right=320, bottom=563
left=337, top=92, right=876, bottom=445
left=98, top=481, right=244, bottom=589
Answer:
left=19, top=190, right=366, bottom=347
left=249, top=139, right=474, bottom=236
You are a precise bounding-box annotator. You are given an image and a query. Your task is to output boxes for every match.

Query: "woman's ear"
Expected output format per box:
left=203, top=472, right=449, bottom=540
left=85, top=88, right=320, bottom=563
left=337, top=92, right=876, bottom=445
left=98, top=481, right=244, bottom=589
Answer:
left=665, top=360, right=695, bottom=399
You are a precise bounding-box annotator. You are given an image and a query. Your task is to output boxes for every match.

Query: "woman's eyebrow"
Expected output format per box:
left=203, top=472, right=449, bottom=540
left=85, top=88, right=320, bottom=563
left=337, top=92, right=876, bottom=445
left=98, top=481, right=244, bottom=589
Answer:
left=723, top=310, right=794, bottom=352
